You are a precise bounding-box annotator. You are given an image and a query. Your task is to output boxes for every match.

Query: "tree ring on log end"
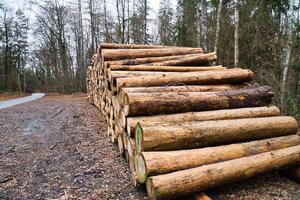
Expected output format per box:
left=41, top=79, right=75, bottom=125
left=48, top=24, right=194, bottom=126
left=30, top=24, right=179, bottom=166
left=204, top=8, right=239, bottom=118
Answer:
left=136, top=153, right=147, bottom=184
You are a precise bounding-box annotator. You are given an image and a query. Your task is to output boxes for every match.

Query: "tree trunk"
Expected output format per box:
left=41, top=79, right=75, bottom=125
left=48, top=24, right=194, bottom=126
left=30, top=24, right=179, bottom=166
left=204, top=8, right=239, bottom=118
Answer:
left=200, top=0, right=208, bottom=51
left=117, top=68, right=253, bottom=90
left=234, top=0, right=239, bottom=67
left=146, top=145, right=300, bottom=200
left=135, top=135, right=300, bottom=183
left=110, top=65, right=225, bottom=72
left=135, top=116, right=298, bottom=151
left=101, top=48, right=203, bottom=61
left=126, top=106, right=280, bottom=136
left=123, top=86, right=272, bottom=117
left=214, top=0, right=223, bottom=53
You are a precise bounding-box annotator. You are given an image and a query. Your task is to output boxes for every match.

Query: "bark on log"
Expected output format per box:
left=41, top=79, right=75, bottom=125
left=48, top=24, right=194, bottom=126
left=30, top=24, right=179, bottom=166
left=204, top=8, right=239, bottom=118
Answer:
left=109, top=70, right=181, bottom=81
left=119, top=84, right=245, bottom=110
left=110, top=65, right=226, bottom=72
left=117, top=68, right=254, bottom=90
left=127, top=106, right=280, bottom=136
left=143, top=52, right=217, bottom=66
left=135, top=116, right=298, bottom=151
left=135, top=135, right=300, bottom=183
left=102, top=48, right=203, bottom=61
left=105, top=54, right=203, bottom=66
left=146, top=145, right=300, bottom=200
left=123, top=86, right=273, bottom=117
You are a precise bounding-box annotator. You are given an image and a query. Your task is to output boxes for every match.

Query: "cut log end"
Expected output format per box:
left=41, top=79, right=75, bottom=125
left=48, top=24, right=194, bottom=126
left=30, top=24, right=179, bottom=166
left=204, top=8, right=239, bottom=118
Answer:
left=136, top=153, right=147, bottom=184
left=118, top=135, right=124, bottom=155
left=146, top=178, right=158, bottom=200
left=135, top=122, right=143, bottom=154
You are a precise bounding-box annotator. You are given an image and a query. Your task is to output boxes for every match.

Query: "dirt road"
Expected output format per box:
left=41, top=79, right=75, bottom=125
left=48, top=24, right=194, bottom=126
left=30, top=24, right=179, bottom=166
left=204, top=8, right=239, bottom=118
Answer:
left=0, top=94, right=299, bottom=200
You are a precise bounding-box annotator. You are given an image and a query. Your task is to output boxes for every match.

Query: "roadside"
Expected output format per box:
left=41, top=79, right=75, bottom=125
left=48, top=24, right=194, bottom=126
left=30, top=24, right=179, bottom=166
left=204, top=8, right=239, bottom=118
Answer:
left=0, top=94, right=299, bottom=200
left=0, top=92, right=29, bottom=101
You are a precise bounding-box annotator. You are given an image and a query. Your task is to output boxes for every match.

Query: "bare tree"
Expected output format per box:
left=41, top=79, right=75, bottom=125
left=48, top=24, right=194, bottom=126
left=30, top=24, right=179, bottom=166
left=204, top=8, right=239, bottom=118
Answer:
left=234, top=0, right=239, bottom=67
left=214, top=0, right=223, bottom=53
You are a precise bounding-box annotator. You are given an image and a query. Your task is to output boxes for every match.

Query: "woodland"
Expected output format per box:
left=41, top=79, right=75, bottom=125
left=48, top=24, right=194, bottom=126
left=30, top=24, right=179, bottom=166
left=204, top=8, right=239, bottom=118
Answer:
left=0, top=0, right=299, bottom=118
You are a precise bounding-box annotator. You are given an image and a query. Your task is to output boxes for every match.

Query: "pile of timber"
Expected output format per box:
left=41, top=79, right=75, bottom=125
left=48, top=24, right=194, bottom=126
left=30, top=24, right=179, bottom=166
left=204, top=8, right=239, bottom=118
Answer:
left=86, top=43, right=300, bottom=200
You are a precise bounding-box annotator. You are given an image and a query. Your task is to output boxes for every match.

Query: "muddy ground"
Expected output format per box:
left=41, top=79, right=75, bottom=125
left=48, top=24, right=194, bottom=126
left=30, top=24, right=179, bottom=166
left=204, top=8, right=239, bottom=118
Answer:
left=0, top=94, right=299, bottom=200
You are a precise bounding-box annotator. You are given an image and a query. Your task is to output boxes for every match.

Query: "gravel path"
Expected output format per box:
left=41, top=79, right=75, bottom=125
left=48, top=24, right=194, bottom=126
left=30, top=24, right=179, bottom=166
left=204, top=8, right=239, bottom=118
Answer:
left=0, top=93, right=45, bottom=109
left=0, top=94, right=299, bottom=200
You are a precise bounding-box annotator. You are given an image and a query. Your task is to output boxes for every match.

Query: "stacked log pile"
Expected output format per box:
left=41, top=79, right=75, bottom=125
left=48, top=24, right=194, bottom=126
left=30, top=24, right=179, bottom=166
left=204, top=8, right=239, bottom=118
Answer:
left=86, top=43, right=300, bottom=200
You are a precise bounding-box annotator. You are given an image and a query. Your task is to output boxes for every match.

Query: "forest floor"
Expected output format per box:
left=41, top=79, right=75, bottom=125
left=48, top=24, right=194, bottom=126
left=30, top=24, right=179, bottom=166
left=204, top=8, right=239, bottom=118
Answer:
left=0, top=94, right=299, bottom=200
left=0, top=92, right=29, bottom=101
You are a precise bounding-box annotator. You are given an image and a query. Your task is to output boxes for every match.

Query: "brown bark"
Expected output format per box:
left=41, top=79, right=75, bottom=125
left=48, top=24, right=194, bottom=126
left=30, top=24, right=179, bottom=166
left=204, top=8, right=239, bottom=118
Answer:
left=143, top=52, right=217, bottom=66
left=123, top=86, right=273, bottom=117
left=135, top=116, right=298, bottom=151
left=126, top=106, right=280, bottom=136
left=119, top=84, right=245, bottom=110
left=110, top=65, right=225, bottom=72
left=135, top=135, right=300, bottom=183
left=109, top=70, right=181, bottom=81
left=116, top=68, right=254, bottom=90
left=102, top=48, right=203, bottom=61
left=146, top=145, right=300, bottom=200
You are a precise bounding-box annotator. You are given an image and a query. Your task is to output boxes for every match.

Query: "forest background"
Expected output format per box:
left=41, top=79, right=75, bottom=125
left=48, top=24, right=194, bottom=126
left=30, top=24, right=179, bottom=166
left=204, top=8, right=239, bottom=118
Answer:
left=0, top=0, right=299, bottom=119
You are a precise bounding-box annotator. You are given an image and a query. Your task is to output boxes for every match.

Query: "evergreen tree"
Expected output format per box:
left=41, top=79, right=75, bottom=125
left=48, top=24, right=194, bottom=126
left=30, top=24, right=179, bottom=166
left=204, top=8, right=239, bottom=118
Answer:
left=12, top=9, right=29, bottom=72
left=131, top=0, right=149, bottom=44
left=158, top=0, right=175, bottom=45
left=175, top=0, right=198, bottom=47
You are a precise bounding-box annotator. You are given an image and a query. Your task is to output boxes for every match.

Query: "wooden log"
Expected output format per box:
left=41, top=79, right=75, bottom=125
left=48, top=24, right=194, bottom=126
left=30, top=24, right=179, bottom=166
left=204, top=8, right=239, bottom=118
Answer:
left=118, top=84, right=246, bottom=110
left=123, top=86, right=273, bottom=117
left=146, top=145, right=300, bottom=200
left=102, top=48, right=203, bottom=61
left=135, top=116, right=298, bottom=151
left=109, top=70, right=181, bottom=81
left=127, top=106, right=280, bottom=136
left=117, top=134, right=124, bottom=155
left=99, top=43, right=166, bottom=50
left=116, top=68, right=254, bottom=90
left=135, top=135, right=300, bottom=183
left=143, top=52, right=217, bottom=66
left=106, top=53, right=204, bottom=66
left=110, top=65, right=226, bottom=72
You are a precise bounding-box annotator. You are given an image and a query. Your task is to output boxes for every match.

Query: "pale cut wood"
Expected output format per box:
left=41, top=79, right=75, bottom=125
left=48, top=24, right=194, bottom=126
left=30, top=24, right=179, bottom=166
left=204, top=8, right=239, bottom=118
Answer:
left=127, top=106, right=280, bottom=136
left=123, top=86, right=273, bottom=117
left=110, top=65, right=226, bottom=72
left=144, top=52, right=217, bottom=66
left=146, top=145, right=300, bottom=200
left=135, top=116, right=298, bottom=151
left=117, top=134, right=124, bottom=155
left=193, top=193, right=211, bottom=200
left=135, top=135, right=300, bottom=183
left=102, top=48, right=203, bottom=61
left=116, top=68, right=253, bottom=90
